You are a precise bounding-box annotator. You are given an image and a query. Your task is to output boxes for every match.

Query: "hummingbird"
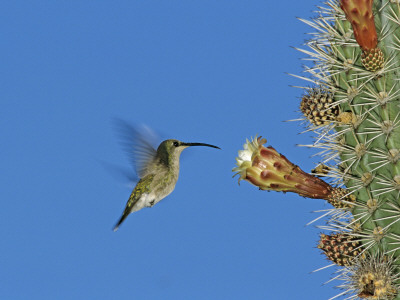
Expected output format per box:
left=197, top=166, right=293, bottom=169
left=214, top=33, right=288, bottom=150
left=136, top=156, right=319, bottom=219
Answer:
left=112, top=122, right=220, bottom=231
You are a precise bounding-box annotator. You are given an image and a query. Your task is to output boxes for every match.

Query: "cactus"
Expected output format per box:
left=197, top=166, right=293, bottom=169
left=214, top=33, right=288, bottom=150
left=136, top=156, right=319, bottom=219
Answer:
left=233, top=0, right=400, bottom=298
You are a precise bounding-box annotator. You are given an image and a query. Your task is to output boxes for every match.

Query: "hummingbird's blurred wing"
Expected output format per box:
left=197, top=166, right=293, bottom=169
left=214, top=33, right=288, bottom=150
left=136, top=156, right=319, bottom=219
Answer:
left=96, top=159, right=139, bottom=188
left=113, top=119, right=158, bottom=178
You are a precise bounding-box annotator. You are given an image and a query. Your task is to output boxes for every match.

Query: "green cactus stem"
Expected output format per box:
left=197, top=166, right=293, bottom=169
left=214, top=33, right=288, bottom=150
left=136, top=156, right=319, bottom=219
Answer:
left=293, top=0, right=400, bottom=297
left=232, top=0, right=400, bottom=296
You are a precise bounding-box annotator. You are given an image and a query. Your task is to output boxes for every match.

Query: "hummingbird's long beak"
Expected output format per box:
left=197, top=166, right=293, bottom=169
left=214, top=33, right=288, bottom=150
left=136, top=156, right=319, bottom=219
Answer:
left=181, top=142, right=220, bottom=149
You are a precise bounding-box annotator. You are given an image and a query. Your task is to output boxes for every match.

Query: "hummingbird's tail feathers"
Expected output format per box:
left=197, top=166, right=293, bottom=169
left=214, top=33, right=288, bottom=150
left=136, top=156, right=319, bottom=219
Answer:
left=113, top=211, right=130, bottom=232
left=112, top=175, right=154, bottom=232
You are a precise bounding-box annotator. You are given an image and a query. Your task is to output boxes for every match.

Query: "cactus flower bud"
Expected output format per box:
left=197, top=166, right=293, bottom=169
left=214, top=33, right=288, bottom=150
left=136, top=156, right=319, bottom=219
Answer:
left=233, top=136, right=334, bottom=199
left=340, top=0, right=377, bottom=50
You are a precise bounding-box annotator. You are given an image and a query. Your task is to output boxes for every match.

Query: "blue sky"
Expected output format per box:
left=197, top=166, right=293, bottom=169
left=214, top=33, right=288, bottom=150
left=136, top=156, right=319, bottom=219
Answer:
left=2, top=1, right=342, bottom=299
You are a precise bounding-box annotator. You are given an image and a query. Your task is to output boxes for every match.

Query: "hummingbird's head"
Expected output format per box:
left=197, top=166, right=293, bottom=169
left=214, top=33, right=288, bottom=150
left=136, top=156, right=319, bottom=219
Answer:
left=157, top=139, right=220, bottom=164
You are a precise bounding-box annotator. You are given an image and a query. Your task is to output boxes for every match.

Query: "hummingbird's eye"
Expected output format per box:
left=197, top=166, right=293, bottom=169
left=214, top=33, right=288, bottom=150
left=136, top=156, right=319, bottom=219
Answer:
left=173, top=141, right=179, bottom=147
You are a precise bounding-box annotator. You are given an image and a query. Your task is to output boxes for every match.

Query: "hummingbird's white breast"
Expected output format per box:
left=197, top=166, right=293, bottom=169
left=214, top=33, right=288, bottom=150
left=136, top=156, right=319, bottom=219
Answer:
left=131, top=193, right=156, bottom=212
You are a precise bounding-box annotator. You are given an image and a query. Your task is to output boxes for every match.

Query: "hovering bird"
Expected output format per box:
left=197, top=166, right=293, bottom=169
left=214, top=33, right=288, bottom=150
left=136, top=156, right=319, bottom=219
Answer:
left=113, top=122, right=220, bottom=231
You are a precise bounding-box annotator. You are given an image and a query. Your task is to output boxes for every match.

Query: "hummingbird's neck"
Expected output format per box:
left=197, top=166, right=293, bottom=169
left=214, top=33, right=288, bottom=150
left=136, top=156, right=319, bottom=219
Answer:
left=158, top=151, right=180, bottom=170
